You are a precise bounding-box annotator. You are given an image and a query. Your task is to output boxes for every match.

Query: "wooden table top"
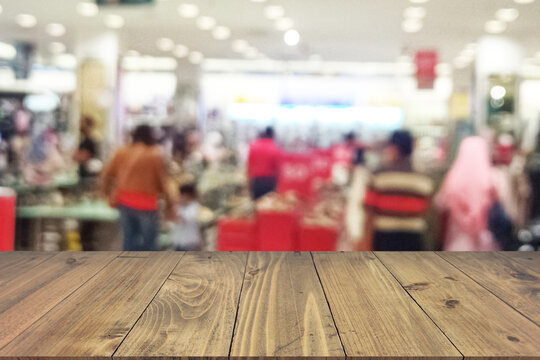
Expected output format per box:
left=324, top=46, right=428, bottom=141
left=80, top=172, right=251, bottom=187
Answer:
left=0, top=251, right=539, bottom=360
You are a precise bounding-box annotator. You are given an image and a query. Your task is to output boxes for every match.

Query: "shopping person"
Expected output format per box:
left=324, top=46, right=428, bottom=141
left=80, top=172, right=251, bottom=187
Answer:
left=364, top=130, right=434, bottom=251
left=247, top=127, right=282, bottom=200
left=435, top=136, right=502, bottom=251
left=100, top=124, right=174, bottom=251
left=74, top=116, right=100, bottom=182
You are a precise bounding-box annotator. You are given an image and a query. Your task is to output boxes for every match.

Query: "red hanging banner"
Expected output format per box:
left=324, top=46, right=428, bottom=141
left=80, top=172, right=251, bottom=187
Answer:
left=415, top=51, right=438, bottom=89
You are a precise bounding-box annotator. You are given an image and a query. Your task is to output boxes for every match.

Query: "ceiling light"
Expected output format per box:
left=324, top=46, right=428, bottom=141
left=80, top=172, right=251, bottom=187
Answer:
left=401, top=19, right=423, bottom=33
left=264, top=5, right=285, bottom=19
left=125, top=50, right=140, bottom=57
left=177, top=3, right=199, bottom=18
left=275, top=17, right=294, bottom=31
left=212, top=26, right=231, bottom=40
left=174, top=44, right=189, bottom=58
left=284, top=29, right=300, bottom=46
left=436, top=63, right=453, bottom=76
left=404, top=7, right=427, bottom=19
left=76, top=2, right=99, bottom=17
left=189, top=51, right=204, bottom=64
left=49, top=42, right=66, bottom=54
left=15, top=14, right=37, bottom=28
left=196, top=16, right=216, bottom=30
left=54, top=54, right=77, bottom=69
left=46, top=23, right=66, bottom=37
left=495, top=8, right=519, bottom=22
left=156, top=38, right=174, bottom=51
left=490, top=85, right=507, bottom=100
left=232, top=39, right=249, bottom=52
left=104, top=14, right=125, bottom=29
left=513, top=0, right=535, bottom=3
left=244, top=47, right=259, bottom=58
left=0, top=42, right=16, bottom=60
left=409, top=0, right=430, bottom=3
left=461, top=47, right=476, bottom=58
left=485, top=20, right=507, bottom=34
left=0, top=5, right=3, bottom=14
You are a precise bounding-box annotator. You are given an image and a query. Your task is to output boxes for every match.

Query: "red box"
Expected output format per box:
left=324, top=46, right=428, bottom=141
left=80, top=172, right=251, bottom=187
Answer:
left=257, top=211, right=299, bottom=251
left=217, top=218, right=258, bottom=251
left=298, top=225, right=338, bottom=251
left=0, top=188, right=16, bottom=252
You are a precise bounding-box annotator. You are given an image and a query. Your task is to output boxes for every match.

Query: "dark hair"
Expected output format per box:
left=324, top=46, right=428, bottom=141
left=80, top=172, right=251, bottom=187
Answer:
left=390, top=130, right=413, bottom=156
left=261, top=126, right=274, bottom=139
left=344, top=132, right=355, bottom=142
left=180, top=183, right=197, bottom=198
left=132, top=124, right=155, bottom=146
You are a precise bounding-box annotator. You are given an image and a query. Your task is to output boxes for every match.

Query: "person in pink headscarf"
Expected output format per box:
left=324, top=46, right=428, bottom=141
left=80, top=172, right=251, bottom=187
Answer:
left=435, top=137, right=501, bottom=251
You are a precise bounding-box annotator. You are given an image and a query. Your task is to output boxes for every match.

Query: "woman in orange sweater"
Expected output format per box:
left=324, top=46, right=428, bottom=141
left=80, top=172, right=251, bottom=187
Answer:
left=100, top=125, right=173, bottom=251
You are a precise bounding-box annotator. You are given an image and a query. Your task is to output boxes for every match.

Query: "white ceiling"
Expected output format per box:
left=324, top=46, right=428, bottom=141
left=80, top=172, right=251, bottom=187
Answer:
left=0, top=0, right=539, bottom=64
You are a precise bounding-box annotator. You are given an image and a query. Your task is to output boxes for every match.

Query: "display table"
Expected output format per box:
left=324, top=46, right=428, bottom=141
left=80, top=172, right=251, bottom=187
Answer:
left=0, top=251, right=538, bottom=359
left=16, top=201, right=119, bottom=221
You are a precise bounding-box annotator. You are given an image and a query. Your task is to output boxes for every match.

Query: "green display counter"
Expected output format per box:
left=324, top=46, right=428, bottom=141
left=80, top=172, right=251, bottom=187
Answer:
left=17, top=201, right=119, bottom=222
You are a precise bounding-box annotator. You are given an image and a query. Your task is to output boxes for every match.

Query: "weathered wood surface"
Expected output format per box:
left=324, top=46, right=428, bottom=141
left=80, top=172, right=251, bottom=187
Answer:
left=376, top=252, right=540, bottom=359
left=0, top=251, right=539, bottom=360
left=439, top=251, right=540, bottom=325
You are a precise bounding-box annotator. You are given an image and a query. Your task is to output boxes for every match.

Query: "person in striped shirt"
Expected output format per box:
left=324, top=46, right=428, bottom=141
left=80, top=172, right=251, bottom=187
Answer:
left=363, top=130, right=434, bottom=251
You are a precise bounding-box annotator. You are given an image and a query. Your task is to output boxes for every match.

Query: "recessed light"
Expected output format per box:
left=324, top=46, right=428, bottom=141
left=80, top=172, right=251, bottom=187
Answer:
left=104, top=14, right=125, bottom=29
left=177, top=4, right=199, bottom=18
left=513, top=0, right=535, bottom=3
left=490, top=85, right=507, bottom=100
left=174, top=44, right=189, bottom=58
left=156, top=38, right=174, bottom=51
left=0, top=42, right=16, bottom=60
left=264, top=5, right=285, bottom=19
left=54, top=54, right=77, bottom=69
left=15, top=14, right=37, bottom=28
left=212, top=26, right=231, bottom=40
left=76, top=2, right=99, bottom=17
left=436, top=63, right=453, bottom=76
left=275, top=17, right=294, bottom=31
left=404, top=7, right=427, bottom=19
left=485, top=20, right=507, bottom=34
left=189, top=51, right=204, bottom=64
left=196, top=16, right=216, bottom=30
left=0, top=5, right=3, bottom=14
left=401, top=18, right=423, bottom=33
left=46, top=23, right=66, bottom=37
left=49, top=42, right=66, bottom=54
left=232, top=39, right=249, bottom=52
left=495, top=8, right=519, bottom=22
left=284, top=29, right=300, bottom=46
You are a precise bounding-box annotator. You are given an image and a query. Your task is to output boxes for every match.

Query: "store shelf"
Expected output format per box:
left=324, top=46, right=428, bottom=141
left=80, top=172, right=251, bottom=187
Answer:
left=16, top=201, right=119, bottom=221
left=0, top=251, right=538, bottom=359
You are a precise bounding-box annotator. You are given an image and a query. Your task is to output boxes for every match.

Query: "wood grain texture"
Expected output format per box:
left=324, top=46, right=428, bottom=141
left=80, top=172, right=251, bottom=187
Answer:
left=0, top=252, right=181, bottom=360
left=439, top=252, right=540, bottom=326
left=313, top=251, right=461, bottom=360
left=114, top=251, right=247, bottom=360
left=376, top=252, right=540, bottom=359
left=230, top=252, right=344, bottom=359
left=501, top=251, right=540, bottom=274
left=0, top=252, right=54, bottom=286
left=0, top=251, right=119, bottom=349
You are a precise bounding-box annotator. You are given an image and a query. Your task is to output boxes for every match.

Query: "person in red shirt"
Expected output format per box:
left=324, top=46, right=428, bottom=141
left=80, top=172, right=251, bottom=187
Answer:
left=247, top=127, right=282, bottom=200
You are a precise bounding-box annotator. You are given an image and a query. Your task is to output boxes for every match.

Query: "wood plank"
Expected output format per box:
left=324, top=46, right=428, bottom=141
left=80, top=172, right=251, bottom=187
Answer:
left=0, top=252, right=181, bottom=359
left=0, top=252, right=55, bottom=286
left=501, top=251, right=540, bottom=274
left=114, top=251, right=247, bottom=360
left=313, top=251, right=461, bottom=360
left=439, top=252, right=540, bottom=326
left=376, top=252, right=540, bottom=359
left=0, top=251, right=119, bottom=349
left=230, top=252, right=344, bottom=359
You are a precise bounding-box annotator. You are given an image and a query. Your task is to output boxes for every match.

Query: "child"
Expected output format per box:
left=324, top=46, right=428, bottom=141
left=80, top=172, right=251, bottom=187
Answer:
left=171, top=183, right=201, bottom=251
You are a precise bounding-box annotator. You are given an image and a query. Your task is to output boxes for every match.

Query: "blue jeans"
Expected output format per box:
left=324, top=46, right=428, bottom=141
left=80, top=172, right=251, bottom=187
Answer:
left=119, top=205, right=159, bottom=251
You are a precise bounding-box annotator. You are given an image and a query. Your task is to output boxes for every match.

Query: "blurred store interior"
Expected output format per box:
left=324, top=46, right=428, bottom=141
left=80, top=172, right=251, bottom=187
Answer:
left=1, top=0, right=540, bottom=252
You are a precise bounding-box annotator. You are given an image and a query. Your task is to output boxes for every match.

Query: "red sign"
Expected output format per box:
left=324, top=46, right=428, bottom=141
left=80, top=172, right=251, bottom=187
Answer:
left=415, top=51, right=438, bottom=89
